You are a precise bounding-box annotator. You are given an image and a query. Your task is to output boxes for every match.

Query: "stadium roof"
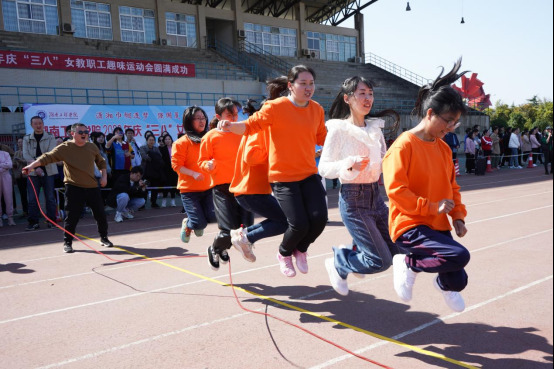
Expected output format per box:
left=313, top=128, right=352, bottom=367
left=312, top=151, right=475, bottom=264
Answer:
left=182, top=0, right=379, bottom=26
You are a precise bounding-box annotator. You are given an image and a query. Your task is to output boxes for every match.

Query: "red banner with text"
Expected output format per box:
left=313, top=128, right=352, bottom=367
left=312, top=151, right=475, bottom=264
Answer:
left=0, top=50, right=195, bottom=78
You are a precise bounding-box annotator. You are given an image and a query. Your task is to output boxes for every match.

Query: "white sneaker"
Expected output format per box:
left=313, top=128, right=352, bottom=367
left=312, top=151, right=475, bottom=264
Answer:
left=114, top=212, right=123, bottom=223
left=122, top=210, right=134, bottom=219
left=392, top=254, right=417, bottom=302
left=325, top=258, right=349, bottom=296
left=433, top=276, right=465, bottom=312
left=517, top=166, right=523, bottom=169
left=161, top=199, right=167, bottom=208
left=231, top=228, right=256, bottom=262
left=170, top=199, right=176, bottom=207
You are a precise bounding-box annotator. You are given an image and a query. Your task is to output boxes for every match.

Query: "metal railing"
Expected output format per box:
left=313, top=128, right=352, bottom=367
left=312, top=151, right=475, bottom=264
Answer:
left=206, top=38, right=258, bottom=80
left=314, top=95, right=417, bottom=115
left=240, top=40, right=292, bottom=77
left=364, top=52, right=431, bottom=87
left=0, top=85, right=265, bottom=107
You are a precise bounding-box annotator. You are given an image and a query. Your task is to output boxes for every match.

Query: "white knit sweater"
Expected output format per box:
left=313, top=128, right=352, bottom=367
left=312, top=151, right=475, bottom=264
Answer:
left=319, top=118, right=386, bottom=184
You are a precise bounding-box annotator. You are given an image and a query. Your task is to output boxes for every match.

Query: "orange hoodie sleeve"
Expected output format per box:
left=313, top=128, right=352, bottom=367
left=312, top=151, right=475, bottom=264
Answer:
left=244, top=102, right=274, bottom=136
left=198, top=133, right=214, bottom=173
left=448, top=163, right=466, bottom=222
left=315, top=109, right=327, bottom=146
left=383, top=145, right=440, bottom=217
left=243, top=130, right=268, bottom=166
left=171, top=139, right=187, bottom=173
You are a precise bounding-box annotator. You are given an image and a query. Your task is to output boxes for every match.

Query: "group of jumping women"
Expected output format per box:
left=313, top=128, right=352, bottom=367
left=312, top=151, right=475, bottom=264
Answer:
left=171, top=59, right=471, bottom=313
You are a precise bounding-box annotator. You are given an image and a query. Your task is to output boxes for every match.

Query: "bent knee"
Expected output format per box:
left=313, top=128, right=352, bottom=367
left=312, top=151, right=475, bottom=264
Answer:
left=455, top=247, right=471, bottom=268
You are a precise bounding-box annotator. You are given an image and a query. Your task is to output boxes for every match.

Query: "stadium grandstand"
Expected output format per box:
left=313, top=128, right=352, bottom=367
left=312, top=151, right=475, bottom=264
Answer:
left=0, top=0, right=487, bottom=146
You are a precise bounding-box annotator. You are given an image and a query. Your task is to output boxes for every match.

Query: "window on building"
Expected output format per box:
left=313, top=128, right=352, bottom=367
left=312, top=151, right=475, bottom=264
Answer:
left=70, top=0, right=112, bottom=40
left=2, top=0, right=59, bottom=35
left=307, top=32, right=357, bottom=62
left=119, top=6, right=156, bottom=44
left=244, top=23, right=297, bottom=57
left=166, top=12, right=196, bottom=48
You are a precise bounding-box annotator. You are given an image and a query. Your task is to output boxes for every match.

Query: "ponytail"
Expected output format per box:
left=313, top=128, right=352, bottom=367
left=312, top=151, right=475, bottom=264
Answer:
left=414, top=58, right=469, bottom=118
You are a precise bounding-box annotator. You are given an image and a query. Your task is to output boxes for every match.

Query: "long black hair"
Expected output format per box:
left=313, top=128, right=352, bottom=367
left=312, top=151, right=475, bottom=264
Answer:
left=329, top=76, right=400, bottom=136
left=414, top=58, right=468, bottom=119
left=266, top=65, right=316, bottom=100
left=182, top=106, right=209, bottom=143
left=90, top=131, right=106, bottom=151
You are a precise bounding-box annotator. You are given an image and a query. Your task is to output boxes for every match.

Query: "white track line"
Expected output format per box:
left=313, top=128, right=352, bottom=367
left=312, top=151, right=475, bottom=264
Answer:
left=309, top=275, right=554, bottom=369
left=466, top=205, right=553, bottom=225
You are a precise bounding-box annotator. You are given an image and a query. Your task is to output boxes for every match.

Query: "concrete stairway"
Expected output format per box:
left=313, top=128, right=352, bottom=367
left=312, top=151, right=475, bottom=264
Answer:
left=282, top=56, right=420, bottom=113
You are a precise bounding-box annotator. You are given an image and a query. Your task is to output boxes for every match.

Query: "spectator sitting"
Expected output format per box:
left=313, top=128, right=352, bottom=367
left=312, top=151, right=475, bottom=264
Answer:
left=106, top=166, right=147, bottom=223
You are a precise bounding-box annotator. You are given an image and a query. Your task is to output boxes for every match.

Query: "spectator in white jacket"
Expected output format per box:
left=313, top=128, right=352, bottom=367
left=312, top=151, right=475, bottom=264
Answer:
left=508, top=127, right=522, bottom=169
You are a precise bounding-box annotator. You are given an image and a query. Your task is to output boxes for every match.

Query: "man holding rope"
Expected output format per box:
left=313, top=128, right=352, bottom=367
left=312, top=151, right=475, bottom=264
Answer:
left=22, top=123, right=113, bottom=253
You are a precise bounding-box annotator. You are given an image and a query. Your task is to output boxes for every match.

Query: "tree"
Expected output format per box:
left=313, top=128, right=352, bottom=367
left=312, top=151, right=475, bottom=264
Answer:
left=485, top=98, right=552, bottom=130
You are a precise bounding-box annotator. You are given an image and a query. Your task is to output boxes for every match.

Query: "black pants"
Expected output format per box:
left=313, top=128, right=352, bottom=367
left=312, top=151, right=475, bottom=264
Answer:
left=544, top=149, right=552, bottom=173
left=211, top=184, right=254, bottom=254
left=532, top=148, right=543, bottom=164
left=271, top=174, right=328, bottom=256
left=16, top=177, right=28, bottom=213
left=64, top=184, right=108, bottom=244
left=147, top=177, right=164, bottom=206
left=465, top=153, right=475, bottom=173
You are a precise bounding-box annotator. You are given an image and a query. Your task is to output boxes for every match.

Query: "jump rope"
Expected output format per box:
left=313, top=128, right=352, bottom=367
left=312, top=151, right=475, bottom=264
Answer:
left=28, top=177, right=393, bottom=368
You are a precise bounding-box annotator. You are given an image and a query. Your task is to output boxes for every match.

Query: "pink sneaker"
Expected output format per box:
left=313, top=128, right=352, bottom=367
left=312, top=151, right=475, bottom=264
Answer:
left=293, top=249, right=309, bottom=274
left=277, top=253, right=296, bottom=277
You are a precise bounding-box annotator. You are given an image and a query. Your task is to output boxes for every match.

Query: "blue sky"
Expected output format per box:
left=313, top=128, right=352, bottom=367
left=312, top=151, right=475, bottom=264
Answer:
left=343, top=0, right=553, bottom=106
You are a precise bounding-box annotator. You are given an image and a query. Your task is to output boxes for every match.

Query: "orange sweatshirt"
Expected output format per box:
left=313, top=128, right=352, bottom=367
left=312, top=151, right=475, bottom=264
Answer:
left=198, top=129, right=242, bottom=186
left=244, top=96, right=327, bottom=183
left=171, top=135, right=212, bottom=192
left=382, top=132, right=467, bottom=242
left=229, top=130, right=272, bottom=196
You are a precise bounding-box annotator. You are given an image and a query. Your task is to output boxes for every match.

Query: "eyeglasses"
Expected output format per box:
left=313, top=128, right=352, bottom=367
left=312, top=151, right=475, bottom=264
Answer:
left=436, top=114, right=461, bottom=127
left=76, top=130, right=90, bottom=135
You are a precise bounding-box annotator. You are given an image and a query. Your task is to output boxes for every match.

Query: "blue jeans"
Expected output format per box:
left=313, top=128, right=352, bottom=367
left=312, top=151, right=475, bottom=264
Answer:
left=116, top=193, right=145, bottom=213
left=180, top=190, right=216, bottom=230
left=334, top=183, right=397, bottom=279
left=27, top=175, right=56, bottom=225
left=236, top=194, right=288, bottom=244
left=509, top=148, right=519, bottom=167
left=396, top=225, right=470, bottom=292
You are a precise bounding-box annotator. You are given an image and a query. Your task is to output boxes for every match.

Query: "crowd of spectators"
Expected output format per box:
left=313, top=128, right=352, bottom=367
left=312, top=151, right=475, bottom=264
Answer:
left=445, top=125, right=553, bottom=174
left=0, top=119, right=180, bottom=227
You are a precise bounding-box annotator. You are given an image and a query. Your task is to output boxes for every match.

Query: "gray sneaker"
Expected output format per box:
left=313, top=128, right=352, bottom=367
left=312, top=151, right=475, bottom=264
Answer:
left=63, top=242, right=74, bottom=253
